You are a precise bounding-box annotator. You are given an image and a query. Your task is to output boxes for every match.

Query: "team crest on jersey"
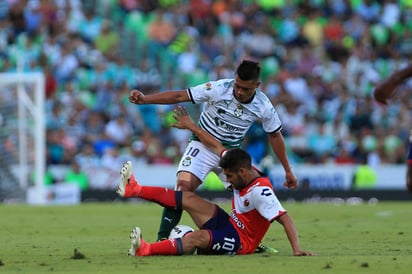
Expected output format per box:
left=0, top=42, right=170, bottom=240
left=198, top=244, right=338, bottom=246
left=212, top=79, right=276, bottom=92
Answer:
left=182, top=156, right=191, bottom=167
left=243, top=199, right=250, bottom=207
left=234, top=104, right=243, bottom=117
left=204, top=83, right=212, bottom=90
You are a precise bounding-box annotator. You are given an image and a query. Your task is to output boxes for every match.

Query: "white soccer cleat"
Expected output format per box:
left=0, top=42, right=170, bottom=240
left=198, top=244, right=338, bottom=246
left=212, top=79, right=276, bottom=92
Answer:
left=128, top=226, right=142, bottom=257
left=116, top=161, right=133, bottom=197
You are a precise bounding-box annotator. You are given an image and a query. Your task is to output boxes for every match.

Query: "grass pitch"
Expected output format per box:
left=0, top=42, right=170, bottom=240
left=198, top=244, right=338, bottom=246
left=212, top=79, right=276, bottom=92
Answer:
left=0, top=200, right=411, bottom=274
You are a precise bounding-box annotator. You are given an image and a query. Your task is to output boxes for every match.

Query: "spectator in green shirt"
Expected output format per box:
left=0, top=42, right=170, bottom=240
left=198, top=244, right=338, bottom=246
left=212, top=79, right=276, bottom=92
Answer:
left=65, top=160, right=89, bottom=191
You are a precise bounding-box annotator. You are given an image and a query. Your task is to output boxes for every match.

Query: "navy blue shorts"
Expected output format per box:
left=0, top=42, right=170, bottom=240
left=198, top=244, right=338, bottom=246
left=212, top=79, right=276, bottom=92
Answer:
left=200, top=206, right=240, bottom=255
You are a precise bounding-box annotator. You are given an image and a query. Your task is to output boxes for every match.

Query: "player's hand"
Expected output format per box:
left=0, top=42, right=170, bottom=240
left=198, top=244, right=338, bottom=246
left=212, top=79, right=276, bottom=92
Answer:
left=283, top=170, right=298, bottom=189
left=129, top=90, right=145, bottom=104
left=294, top=250, right=316, bottom=256
left=373, top=80, right=397, bottom=105
left=171, top=106, right=195, bottom=130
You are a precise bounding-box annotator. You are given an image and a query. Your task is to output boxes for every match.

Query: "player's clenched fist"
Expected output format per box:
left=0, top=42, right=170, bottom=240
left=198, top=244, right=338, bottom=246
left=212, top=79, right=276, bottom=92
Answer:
left=129, top=90, right=145, bottom=104
left=283, top=170, right=298, bottom=189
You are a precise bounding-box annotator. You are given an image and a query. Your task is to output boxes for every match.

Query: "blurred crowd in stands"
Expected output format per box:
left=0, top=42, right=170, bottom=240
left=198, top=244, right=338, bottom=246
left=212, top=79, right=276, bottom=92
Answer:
left=0, top=0, right=411, bottom=189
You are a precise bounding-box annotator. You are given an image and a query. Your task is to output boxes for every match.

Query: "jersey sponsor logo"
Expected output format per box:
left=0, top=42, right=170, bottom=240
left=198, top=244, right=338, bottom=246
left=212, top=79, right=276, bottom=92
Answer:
left=260, top=188, right=272, bottom=197
left=213, top=117, right=243, bottom=132
left=182, top=156, right=191, bottom=167
left=230, top=210, right=245, bottom=230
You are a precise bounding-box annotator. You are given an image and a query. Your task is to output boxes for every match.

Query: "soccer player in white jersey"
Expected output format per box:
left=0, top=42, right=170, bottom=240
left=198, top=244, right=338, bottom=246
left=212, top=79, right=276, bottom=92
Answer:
left=116, top=106, right=314, bottom=256
left=129, top=60, right=297, bottom=247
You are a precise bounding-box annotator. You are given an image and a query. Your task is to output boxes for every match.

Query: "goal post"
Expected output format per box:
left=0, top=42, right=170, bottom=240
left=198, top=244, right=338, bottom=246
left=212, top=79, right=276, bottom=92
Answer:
left=0, top=72, right=45, bottom=202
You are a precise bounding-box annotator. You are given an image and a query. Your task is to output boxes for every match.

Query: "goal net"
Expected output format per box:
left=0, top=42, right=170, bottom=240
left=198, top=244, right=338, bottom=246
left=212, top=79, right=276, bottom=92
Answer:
left=0, top=72, right=45, bottom=203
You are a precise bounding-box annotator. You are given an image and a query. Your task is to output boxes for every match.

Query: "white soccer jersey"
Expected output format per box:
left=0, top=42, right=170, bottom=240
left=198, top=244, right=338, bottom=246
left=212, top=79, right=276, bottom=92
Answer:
left=187, top=79, right=282, bottom=148
left=230, top=177, right=286, bottom=254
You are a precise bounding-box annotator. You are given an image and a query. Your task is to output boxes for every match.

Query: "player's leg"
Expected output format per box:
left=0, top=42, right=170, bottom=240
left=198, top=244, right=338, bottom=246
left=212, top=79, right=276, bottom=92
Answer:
left=157, top=172, right=201, bottom=241
left=125, top=191, right=218, bottom=256
left=157, top=141, right=217, bottom=240
left=129, top=205, right=239, bottom=256
left=129, top=226, right=214, bottom=256
left=196, top=206, right=240, bottom=255
left=116, top=160, right=203, bottom=241
left=128, top=226, right=188, bottom=256
left=117, top=161, right=216, bottom=221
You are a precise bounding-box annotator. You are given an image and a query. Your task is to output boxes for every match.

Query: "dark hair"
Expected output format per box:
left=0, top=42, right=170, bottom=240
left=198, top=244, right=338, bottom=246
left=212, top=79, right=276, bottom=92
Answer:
left=219, top=149, right=252, bottom=172
left=235, top=60, right=260, bottom=81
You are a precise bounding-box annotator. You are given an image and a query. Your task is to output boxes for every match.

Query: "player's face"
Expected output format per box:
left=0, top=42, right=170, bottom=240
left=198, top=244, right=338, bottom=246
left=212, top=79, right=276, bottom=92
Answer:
left=233, top=75, right=260, bottom=103
left=224, top=168, right=246, bottom=190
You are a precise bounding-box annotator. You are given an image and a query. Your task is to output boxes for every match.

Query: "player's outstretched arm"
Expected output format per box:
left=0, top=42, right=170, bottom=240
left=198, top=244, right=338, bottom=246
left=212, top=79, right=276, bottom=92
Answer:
left=268, top=132, right=297, bottom=189
left=172, top=106, right=226, bottom=156
left=129, top=89, right=190, bottom=105
left=276, top=213, right=315, bottom=256
left=373, top=64, right=412, bottom=105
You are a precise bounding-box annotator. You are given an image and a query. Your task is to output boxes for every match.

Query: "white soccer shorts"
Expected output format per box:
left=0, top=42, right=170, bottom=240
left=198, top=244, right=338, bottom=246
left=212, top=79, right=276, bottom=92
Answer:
left=177, top=140, right=231, bottom=189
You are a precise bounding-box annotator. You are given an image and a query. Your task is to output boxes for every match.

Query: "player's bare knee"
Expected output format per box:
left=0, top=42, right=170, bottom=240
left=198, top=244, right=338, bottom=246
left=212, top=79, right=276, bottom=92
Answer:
left=176, top=172, right=201, bottom=191
left=176, top=180, right=193, bottom=191
left=176, top=177, right=201, bottom=191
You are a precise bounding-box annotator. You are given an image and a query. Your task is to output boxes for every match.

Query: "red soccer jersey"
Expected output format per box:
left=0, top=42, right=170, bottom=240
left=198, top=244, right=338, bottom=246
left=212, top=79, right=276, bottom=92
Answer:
left=229, top=177, right=286, bottom=254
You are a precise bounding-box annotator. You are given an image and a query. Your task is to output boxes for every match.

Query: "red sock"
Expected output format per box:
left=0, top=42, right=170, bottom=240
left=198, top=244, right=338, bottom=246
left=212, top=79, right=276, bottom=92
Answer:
left=140, top=186, right=177, bottom=208
left=148, top=239, right=180, bottom=255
